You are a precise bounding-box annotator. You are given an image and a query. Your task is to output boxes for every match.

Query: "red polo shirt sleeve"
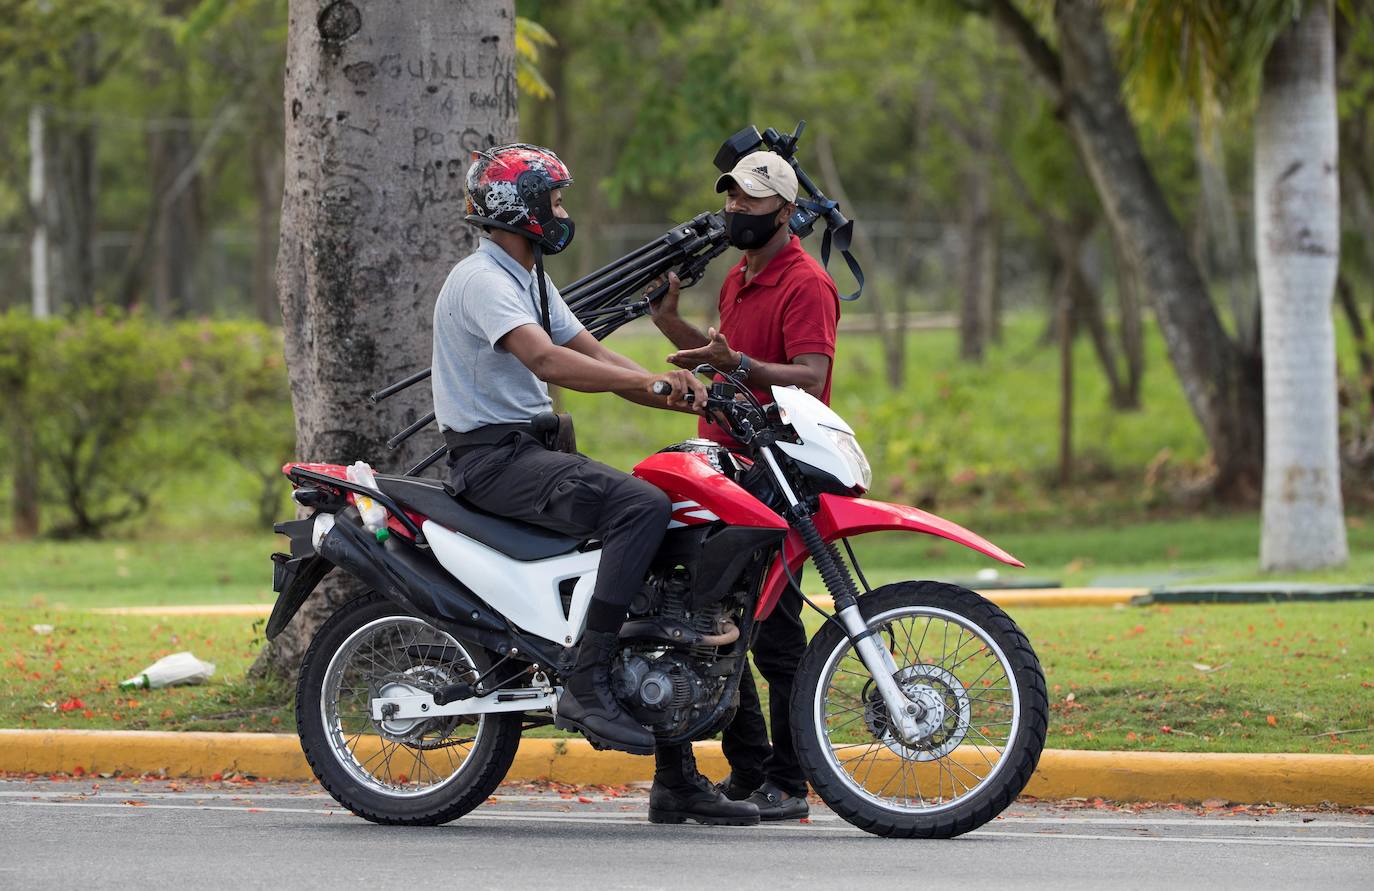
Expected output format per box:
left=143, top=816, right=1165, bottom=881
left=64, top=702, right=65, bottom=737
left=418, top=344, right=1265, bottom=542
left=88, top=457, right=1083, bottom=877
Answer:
left=780, top=269, right=840, bottom=360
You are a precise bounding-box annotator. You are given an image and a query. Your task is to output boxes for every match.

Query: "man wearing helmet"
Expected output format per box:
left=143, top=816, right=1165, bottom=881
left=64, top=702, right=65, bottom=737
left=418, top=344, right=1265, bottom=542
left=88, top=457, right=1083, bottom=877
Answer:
left=646, top=150, right=840, bottom=824
left=432, top=144, right=716, bottom=762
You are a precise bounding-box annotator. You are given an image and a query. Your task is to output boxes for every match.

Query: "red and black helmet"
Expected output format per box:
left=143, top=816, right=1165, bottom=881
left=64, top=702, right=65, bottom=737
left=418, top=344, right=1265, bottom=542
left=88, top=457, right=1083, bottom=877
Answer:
left=464, top=143, right=575, bottom=254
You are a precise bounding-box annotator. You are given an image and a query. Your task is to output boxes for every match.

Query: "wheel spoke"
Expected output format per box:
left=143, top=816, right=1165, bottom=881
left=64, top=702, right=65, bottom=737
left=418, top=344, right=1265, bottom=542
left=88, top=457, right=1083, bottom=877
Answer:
left=813, top=599, right=1029, bottom=818
left=319, top=615, right=487, bottom=800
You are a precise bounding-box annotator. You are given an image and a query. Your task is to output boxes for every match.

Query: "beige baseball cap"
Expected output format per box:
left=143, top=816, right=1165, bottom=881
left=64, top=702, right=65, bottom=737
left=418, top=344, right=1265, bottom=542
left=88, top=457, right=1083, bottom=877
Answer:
left=715, top=150, right=799, bottom=204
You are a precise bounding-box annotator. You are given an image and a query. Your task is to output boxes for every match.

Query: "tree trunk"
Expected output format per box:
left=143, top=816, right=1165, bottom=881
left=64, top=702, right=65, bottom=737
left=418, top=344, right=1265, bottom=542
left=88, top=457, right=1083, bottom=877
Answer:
left=12, top=422, right=40, bottom=537
left=252, top=0, right=518, bottom=682
left=959, top=167, right=989, bottom=363
left=1110, top=229, right=1144, bottom=409
left=1255, top=0, right=1348, bottom=571
left=252, top=137, right=283, bottom=324
left=1336, top=274, right=1374, bottom=412
left=988, top=0, right=1263, bottom=498
left=29, top=105, right=50, bottom=319
left=981, top=215, right=1003, bottom=345
left=1053, top=0, right=1263, bottom=497
left=149, top=122, right=202, bottom=317
left=1194, top=112, right=1260, bottom=353
left=50, top=120, right=98, bottom=311
left=1056, top=262, right=1074, bottom=486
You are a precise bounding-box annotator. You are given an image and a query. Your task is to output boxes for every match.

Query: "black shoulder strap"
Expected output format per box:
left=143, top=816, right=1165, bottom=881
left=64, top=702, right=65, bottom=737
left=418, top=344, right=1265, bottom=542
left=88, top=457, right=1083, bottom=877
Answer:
left=533, top=245, right=552, bottom=335
left=820, top=220, right=864, bottom=302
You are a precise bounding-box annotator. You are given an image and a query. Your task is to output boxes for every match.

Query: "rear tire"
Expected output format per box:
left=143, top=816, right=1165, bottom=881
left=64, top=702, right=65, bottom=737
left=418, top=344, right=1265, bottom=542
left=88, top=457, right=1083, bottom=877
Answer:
left=791, top=581, right=1047, bottom=838
left=296, top=592, right=521, bottom=825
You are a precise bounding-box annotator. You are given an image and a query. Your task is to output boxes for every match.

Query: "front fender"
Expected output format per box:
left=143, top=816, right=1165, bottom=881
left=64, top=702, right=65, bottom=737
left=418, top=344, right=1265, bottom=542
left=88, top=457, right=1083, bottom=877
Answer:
left=755, top=494, right=1023, bottom=620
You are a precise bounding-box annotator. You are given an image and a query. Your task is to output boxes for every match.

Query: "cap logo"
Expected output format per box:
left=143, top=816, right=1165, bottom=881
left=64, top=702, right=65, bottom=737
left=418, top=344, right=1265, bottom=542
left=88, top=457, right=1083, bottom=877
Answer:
left=752, top=165, right=770, bottom=177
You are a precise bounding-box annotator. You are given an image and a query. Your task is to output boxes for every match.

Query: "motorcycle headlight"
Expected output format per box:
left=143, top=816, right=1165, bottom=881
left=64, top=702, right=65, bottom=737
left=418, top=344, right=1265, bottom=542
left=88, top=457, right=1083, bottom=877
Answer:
left=821, top=426, right=872, bottom=492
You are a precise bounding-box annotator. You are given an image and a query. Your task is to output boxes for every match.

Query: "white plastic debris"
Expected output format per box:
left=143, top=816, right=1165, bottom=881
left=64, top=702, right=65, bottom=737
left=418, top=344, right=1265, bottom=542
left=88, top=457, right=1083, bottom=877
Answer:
left=975, top=568, right=1000, bottom=582
left=31, top=624, right=54, bottom=635
left=120, top=652, right=216, bottom=690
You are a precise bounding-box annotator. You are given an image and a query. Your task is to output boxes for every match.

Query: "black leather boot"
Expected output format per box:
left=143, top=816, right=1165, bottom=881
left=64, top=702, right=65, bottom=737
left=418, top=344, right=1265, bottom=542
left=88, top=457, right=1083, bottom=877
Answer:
left=555, top=629, right=655, bottom=755
left=648, top=745, right=760, bottom=826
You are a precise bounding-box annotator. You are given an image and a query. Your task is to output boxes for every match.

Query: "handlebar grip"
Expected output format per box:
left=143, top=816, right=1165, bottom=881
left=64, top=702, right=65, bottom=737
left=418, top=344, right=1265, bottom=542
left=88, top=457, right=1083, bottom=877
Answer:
left=651, top=380, right=696, bottom=403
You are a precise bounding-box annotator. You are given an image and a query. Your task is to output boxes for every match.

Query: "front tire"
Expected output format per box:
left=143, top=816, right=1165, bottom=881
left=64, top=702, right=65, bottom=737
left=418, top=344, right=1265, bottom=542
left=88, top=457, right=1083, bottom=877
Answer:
left=296, top=592, right=521, bottom=825
left=792, top=581, right=1047, bottom=838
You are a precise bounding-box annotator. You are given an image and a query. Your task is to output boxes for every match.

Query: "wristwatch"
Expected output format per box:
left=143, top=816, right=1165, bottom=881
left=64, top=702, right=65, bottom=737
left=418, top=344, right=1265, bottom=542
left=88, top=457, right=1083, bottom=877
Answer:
left=732, top=352, right=751, bottom=379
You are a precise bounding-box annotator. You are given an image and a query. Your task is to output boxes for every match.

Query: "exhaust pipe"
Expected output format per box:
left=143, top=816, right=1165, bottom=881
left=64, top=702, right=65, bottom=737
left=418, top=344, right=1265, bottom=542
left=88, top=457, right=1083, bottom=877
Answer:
left=317, top=515, right=506, bottom=634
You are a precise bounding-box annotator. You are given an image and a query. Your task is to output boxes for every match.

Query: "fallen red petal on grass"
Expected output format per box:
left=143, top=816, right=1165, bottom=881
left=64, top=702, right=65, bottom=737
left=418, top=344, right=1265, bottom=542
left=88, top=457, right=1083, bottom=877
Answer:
left=1160, top=725, right=1173, bottom=734
left=58, top=698, right=84, bottom=712
left=1266, top=715, right=1278, bottom=727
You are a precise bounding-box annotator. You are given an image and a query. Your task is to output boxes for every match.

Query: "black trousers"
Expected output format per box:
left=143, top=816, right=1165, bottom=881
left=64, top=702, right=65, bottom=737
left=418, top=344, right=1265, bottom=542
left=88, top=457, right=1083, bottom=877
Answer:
left=448, top=432, right=671, bottom=625
left=657, top=571, right=809, bottom=799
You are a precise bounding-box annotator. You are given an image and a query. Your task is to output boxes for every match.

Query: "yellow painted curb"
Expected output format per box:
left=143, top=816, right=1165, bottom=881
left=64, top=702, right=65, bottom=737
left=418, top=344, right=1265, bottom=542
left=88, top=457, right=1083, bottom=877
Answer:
left=2, top=730, right=1370, bottom=806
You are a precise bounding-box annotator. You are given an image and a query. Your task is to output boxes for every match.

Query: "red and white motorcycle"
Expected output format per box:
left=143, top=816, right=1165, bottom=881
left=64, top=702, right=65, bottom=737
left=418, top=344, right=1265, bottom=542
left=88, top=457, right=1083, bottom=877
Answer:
left=268, top=369, right=1047, bottom=838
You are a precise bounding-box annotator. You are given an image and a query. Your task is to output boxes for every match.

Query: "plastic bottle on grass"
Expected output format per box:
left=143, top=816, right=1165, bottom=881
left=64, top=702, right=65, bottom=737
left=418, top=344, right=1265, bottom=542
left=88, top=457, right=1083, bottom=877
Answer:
left=119, top=652, right=216, bottom=690
left=346, top=460, right=390, bottom=542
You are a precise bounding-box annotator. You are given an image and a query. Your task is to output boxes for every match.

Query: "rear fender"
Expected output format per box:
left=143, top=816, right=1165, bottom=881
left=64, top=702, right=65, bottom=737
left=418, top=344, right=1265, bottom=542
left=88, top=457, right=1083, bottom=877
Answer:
left=267, top=515, right=334, bottom=640
left=755, top=493, right=1024, bottom=620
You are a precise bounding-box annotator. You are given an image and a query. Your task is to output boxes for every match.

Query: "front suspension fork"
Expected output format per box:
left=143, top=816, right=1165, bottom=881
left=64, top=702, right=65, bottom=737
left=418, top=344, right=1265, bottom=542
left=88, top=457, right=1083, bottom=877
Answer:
left=761, top=448, right=923, bottom=740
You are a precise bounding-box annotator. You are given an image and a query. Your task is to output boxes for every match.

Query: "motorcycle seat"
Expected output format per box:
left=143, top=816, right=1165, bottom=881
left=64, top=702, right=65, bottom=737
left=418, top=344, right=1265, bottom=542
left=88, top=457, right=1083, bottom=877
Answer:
left=374, top=474, right=582, bottom=561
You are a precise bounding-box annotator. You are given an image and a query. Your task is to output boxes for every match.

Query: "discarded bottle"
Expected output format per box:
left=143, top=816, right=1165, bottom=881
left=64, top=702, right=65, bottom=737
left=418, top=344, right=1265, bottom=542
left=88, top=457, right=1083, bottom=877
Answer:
left=345, top=460, right=390, bottom=543
left=120, top=652, right=216, bottom=690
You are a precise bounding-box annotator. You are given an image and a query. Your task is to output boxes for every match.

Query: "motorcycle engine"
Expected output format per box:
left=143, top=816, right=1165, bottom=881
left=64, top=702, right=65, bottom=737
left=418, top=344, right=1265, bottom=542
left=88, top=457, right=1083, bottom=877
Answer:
left=611, top=651, right=709, bottom=733
left=612, top=563, right=737, bottom=736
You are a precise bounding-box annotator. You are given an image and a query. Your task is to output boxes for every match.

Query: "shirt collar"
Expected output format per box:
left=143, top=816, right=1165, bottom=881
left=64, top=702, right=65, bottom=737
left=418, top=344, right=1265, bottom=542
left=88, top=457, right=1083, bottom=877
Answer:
left=733, top=234, right=805, bottom=290
left=478, top=237, right=533, bottom=292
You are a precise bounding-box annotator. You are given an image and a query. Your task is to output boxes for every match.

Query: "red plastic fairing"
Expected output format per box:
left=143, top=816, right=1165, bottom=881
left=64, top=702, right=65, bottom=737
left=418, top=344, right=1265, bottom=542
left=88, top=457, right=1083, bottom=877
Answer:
left=755, top=493, right=1024, bottom=619
left=283, top=461, right=347, bottom=480
left=633, top=453, right=786, bottom=530
left=280, top=462, right=425, bottom=542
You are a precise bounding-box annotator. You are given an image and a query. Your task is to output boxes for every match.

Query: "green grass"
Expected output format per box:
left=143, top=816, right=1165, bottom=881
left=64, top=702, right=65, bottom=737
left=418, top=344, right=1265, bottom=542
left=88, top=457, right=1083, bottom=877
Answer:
left=5, top=599, right=1369, bottom=754
left=0, top=533, right=276, bottom=610
left=1, top=607, right=288, bottom=734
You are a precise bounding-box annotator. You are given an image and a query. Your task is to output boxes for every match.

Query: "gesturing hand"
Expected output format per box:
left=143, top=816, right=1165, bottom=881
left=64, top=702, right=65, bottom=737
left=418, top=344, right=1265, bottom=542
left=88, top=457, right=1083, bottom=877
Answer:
left=667, top=327, right=739, bottom=372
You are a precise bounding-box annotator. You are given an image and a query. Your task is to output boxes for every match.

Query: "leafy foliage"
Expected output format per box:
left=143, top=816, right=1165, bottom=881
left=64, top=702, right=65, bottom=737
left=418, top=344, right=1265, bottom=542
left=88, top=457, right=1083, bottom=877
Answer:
left=0, top=311, right=291, bottom=537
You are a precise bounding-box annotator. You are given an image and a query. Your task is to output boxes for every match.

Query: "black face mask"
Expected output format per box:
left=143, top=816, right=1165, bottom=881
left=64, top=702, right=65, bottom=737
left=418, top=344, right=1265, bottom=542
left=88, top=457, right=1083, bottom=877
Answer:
left=540, top=214, right=575, bottom=254
left=724, top=209, right=784, bottom=250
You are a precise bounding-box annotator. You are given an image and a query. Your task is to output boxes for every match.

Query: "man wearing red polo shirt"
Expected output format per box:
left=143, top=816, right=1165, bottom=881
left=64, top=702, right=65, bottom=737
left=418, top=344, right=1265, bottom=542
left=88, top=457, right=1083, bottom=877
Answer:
left=646, top=150, right=840, bottom=825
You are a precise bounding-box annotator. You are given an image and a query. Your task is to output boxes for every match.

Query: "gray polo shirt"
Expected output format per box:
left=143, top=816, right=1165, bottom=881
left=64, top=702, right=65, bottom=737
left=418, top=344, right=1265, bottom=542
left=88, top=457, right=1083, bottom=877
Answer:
left=432, top=238, right=583, bottom=433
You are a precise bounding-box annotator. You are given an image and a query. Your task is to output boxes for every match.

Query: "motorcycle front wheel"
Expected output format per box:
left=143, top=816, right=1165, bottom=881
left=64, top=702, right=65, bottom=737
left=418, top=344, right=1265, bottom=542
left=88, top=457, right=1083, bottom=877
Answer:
left=296, top=592, right=521, bottom=825
left=792, top=581, right=1047, bottom=838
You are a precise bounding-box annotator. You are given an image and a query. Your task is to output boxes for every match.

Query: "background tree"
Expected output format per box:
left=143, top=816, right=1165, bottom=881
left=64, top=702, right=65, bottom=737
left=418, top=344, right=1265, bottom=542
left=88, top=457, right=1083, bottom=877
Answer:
left=967, top=0, right=1266, bottom=499
left=252, top=0, right=519, bottom=680
left=1254, top=1, right=1347, bottom=570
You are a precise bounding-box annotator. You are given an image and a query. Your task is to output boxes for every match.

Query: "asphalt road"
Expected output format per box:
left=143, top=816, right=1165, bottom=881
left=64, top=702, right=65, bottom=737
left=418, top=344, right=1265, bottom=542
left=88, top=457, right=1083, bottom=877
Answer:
left=3, top=777, right=1371, bottom=889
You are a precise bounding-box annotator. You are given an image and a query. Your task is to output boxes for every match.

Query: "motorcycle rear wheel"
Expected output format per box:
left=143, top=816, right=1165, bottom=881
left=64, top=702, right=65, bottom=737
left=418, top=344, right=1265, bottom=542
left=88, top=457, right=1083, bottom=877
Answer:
left=792, top=581, right=1047, bottom=838
left=296, top=592, right=521, bottom=825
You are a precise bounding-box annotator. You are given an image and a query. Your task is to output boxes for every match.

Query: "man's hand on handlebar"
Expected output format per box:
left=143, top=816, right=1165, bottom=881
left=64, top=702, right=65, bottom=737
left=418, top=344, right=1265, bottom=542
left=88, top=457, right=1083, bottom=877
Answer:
left=648, top=369, right=708, bottom=412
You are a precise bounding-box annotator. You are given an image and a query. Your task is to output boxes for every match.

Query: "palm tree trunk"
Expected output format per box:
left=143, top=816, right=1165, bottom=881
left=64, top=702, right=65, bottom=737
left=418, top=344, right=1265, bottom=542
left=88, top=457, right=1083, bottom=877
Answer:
left=1256, top=0, right=1348, bottom=571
